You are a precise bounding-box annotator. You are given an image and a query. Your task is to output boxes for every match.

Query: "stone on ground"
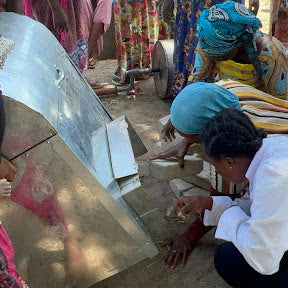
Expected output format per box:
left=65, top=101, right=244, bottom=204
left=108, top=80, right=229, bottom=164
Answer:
left=149, top=156, right=203, bottom=180
left=169, top=178, right=194, bottom=198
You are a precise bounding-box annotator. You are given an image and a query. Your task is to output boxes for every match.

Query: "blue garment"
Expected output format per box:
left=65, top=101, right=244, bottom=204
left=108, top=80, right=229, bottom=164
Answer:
left=170, top=82, right=241, bottom=134
left=197, top=1, right=262, bottom=57
left=170, top=0, right=244, bottom=98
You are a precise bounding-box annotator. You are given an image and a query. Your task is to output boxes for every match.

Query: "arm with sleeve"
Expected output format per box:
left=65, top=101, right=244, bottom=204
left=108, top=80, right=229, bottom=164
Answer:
left=205, top=162, right=288, bottom=275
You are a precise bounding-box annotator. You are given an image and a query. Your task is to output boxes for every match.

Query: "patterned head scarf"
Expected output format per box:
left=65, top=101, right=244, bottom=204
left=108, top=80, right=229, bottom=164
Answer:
left=196, top=1, right=262, bottom=57
left=170, top=82, right=241, bottom=134
left=0, top=35, right=14, bottom=70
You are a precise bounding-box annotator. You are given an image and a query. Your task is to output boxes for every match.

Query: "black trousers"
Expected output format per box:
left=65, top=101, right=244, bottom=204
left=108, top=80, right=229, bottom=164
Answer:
left=214, top=242, right=288, bottom=288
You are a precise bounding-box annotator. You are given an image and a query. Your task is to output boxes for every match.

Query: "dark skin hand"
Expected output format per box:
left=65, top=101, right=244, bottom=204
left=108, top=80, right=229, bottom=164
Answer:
left=150, top=138, right=193, bottom=169
left=161, top=118, right=176, bottom=142
left=160, top=196, right=213, bottom=268
left=159, top=218, right=204, bottom=268
left=176, top=196, right=213, bottom=221
left=47, top=0, right=69, bottom=34
left=152, top=119, right=200, bottom=168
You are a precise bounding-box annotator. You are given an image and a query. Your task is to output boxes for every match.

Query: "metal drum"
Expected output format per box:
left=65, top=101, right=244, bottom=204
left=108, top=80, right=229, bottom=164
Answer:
left=152, top=39, right=174, bottom=99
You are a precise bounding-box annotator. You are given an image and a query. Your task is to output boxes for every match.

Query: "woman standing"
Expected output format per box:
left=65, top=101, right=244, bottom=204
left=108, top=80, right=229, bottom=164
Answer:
left=191, top=1, right=288, bottom=99
left=112, top=0, right=159, bottom=84
left=271, top=0, right=288, bottom=47
left=164, top=0, right=245, bottom=98
left=24, top=0, right=112, bottom=72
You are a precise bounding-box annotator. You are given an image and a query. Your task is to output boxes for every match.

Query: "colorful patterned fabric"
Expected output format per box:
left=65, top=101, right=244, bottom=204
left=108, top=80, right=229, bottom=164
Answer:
left=113, top=0, right=159, bottom=79
left=197, top=2, right=261, bottom=57
left=158, top=0, right=175, bottom=40
left=170, top=0, right=243, bottom=98
left=191, top=36, right=288, bottom=99
left=219, top=80, right=288, bottom=134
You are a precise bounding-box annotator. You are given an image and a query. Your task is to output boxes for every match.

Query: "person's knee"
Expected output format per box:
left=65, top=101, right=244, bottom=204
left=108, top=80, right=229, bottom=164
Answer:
left=214, top=242, right=255, bottom=287
left=214, top=242, right=242, bottom=280
left=214, top=242, right=235, bottom=268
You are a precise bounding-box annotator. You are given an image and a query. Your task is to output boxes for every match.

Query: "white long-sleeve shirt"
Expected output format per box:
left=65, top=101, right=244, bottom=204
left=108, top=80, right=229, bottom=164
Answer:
left=204, top=136, right=288, bottom=275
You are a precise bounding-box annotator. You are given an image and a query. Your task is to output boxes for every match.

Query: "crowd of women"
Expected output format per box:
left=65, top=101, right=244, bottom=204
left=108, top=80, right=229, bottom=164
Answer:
left=1, top=0, right=287, bottom=100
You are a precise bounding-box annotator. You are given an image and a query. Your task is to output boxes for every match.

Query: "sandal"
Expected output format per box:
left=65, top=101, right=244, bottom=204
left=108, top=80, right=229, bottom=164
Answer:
left=88, top=57, right=97, bottom=69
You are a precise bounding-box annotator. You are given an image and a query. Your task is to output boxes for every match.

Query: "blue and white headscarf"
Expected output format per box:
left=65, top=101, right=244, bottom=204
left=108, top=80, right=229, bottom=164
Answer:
left=196, top=1, right=262, bottom=57
left=170, top=82, right=241, bottom=134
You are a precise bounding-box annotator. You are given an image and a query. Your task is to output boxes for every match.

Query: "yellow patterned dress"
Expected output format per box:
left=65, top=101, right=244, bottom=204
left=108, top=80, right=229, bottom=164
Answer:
left=112, top=0, right=159, bottom=81
left=190, top=37, right=288, bottom=99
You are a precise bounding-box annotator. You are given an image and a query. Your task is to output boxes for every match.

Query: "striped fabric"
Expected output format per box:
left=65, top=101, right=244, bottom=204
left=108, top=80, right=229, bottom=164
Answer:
left=218, top=80, right=288, bottom=135
left=210, top=80, right=288, bottom=195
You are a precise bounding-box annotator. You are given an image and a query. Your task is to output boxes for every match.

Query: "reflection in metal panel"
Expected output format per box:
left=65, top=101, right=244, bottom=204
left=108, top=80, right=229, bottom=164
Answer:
left=106, top=116, right=138, bottom=179
left=0, top=13, right=157, bottom=287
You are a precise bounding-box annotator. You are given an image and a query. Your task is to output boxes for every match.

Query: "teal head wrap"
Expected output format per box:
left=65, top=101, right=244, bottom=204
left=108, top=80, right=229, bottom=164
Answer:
left=196, top=1, right=262, bottom=57
left=170, top=82, right=241, bottom=134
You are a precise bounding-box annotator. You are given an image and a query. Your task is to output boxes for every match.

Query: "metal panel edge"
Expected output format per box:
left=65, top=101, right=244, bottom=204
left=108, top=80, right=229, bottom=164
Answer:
left=51, top=134, right=158, bottom=258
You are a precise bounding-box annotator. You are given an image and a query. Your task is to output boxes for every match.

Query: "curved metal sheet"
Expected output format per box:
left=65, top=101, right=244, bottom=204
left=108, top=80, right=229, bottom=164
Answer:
left=0, top=12, right=157, bottom=287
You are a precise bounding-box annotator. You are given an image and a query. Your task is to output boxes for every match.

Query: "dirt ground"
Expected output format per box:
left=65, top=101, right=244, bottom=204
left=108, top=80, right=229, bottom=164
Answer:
left=83, top=60, right=230, bottom=288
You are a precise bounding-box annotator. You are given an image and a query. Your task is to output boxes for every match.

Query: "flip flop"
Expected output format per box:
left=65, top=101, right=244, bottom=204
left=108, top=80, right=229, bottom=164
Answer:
left=88, top=57, right=97, bottom=69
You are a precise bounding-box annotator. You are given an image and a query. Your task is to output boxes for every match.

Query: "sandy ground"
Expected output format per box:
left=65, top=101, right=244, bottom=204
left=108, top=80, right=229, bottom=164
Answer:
left=83, top=60, right=230, bottom=288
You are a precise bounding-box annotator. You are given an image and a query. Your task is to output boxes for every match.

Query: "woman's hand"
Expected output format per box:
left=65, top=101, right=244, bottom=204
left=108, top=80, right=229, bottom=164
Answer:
left=52, top=8, right=68, bottom=34
left=159, top=217, right=211, bottom=268
left=175, top=196, right=213, bottom=221
left=161, top=118, right=176, bottom=142
left=249, top=0, right=259, bottom=15
left=150, top=138, right=192, bottom=169
left=160, top=234, right=195, bottom=268
left=47, top=0, right=68, bottom=34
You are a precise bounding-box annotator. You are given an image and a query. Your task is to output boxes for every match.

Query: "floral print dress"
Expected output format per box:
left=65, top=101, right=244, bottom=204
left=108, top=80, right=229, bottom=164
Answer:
left=170, top=0, right=244, bottom=98
left=113, top=0, right=159, bottom=80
